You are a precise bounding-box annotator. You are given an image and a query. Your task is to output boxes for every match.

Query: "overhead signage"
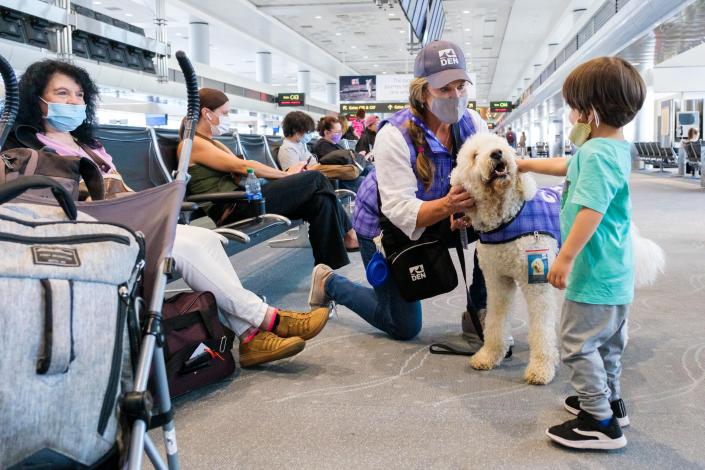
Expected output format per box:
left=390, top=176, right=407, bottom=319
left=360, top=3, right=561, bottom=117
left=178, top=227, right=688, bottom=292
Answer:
left=467, top=101, right=477, bottom=110
left=340, top=102, right=409, bottom=114
left=277, top=93, right=305, bottom=107
left=377, top=74, right=413, bottom=102
left=490, top=101, right=512, bottom=113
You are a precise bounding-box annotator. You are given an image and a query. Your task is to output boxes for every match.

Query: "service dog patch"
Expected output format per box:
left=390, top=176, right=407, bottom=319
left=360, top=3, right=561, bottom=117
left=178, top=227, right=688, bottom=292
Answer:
left=527, top=249, right=549, bottom=284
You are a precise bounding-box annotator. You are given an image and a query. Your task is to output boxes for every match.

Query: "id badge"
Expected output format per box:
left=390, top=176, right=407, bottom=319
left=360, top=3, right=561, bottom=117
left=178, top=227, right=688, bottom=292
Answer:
left=526, top=233, right=550, bottom=284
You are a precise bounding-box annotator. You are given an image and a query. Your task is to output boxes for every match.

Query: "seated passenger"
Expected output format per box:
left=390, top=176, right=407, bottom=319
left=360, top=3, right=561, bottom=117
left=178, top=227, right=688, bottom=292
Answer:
left=277, top=110, right=318, bottom=171
left=355, top=114, right=379, bottom=155
left=178, top=88, right=359, bottom=263
left=6, top=59, right=329, bottom=367
left=339, top=113, right=357, bottom=141
left=312, top=115, right=345, bottom=158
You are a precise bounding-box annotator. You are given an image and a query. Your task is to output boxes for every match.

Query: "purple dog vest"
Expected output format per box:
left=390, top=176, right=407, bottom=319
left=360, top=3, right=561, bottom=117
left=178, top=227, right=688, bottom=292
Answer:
left=478, top=186, right=563, bottom=247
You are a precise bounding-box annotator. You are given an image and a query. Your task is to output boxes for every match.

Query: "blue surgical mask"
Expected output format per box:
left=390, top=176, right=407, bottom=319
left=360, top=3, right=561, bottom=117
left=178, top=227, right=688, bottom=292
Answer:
left=41, top=98, right=87, bottom=132
left=300, top=131, right=316, bottom=145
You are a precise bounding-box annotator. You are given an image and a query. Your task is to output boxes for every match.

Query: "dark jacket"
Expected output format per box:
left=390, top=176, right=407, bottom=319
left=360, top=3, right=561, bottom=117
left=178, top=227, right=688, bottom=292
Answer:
left=342, top=127, right=357, bottom=141
left=311, top=138, right=344, bottom=159
left=355, top=128, right=376, bottom=153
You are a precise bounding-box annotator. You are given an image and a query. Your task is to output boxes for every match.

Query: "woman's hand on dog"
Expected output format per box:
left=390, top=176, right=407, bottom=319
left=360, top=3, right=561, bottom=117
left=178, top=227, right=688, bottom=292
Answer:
left=446, top=186, right=475, bottom=215
left=548, top=254, right=574, bottom=289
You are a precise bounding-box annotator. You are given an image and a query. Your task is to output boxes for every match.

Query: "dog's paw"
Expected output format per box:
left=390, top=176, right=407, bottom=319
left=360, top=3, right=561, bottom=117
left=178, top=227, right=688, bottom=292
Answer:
left=469, top=347, right=503, bottom=370
left=524, top=361, right=556, bottom=385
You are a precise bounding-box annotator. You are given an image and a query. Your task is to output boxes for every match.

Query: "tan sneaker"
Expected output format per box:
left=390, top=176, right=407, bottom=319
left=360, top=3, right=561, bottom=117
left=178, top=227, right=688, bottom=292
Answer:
left=238, top=331, right=305, bottom=368
left=308, top=264, right=333, bottom=308
left=274, top=307, right=330, bottom=341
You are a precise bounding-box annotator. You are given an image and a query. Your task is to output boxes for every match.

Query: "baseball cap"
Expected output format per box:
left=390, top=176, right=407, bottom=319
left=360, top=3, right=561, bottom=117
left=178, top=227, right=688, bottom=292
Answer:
left=414, top=40, right=472, bottom=88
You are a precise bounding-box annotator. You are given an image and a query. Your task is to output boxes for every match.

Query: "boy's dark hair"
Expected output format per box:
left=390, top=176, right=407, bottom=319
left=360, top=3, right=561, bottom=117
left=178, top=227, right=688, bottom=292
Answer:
left=317, top=115, right=340, bottom=136
left=562, top=57, right=645, bottom=128
left=17, top=59, right=101, bottom=148
left=282, top=111, right=314, bottom=137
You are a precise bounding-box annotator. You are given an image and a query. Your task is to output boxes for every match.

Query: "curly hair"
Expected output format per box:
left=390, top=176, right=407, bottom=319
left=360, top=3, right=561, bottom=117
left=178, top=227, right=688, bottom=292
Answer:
left=282, top=110, right=314, bottom=137
left=317, top=115, right=340, bottom=137
left=17, top=59, right=101, bottom=148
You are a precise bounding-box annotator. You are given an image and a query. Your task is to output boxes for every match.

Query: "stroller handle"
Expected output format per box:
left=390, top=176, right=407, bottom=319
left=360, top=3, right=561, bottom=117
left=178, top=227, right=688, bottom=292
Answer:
left=0, top=52, right=19, bottom=149
left=175, top=51, right=199, bottom=125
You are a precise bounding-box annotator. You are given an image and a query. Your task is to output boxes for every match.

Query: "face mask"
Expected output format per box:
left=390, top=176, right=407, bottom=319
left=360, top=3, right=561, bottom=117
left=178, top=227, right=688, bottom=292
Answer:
left=41, top=98, right=87, bottom=132
left=330, top=132, right=342, bottom=144
left=568, top=108, right=600, bottom=147
left=208, top=112, right=230, bottom=136
left=429, top=94, right=469, bottom=124
left=300, top=131, right=316, bottom=145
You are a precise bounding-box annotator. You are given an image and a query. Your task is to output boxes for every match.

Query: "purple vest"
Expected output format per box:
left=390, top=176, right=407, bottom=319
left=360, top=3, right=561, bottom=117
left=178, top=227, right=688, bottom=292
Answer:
left=352, top=108, right=477, bottom=239
left=478, top=186, right=563, bottom=246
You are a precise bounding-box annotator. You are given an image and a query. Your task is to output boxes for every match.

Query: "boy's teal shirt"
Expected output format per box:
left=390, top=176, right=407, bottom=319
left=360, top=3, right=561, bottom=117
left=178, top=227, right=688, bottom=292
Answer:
left=561, top=137, right=634, bottom=305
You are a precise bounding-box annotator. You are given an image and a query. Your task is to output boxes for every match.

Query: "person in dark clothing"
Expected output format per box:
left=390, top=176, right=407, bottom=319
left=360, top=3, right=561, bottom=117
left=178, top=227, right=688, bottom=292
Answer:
left=312, top=115, right=345, bottom=158
left=355, top=114, right=379, bottom=155
left=179, top=88, right=359, bottom=268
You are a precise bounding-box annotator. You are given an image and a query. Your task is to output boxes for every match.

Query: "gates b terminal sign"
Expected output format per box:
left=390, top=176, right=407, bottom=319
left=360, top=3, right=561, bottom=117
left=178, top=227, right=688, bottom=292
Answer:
left=340, top=102, right=408, bottom=114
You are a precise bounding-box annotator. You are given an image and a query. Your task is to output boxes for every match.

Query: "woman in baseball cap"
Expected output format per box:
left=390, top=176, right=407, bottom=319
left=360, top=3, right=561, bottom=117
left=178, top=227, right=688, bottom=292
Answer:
left=308, top=40, right=491, bottom=343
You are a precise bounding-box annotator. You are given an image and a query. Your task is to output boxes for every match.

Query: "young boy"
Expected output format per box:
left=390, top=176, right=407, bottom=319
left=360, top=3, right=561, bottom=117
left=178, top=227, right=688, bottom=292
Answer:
left=518, top=56, right=646, bottom=450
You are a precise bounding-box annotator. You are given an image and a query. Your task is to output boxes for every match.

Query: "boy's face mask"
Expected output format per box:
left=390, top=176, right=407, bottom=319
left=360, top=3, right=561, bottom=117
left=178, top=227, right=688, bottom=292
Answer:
left=568, top=108, right=600, bottom=147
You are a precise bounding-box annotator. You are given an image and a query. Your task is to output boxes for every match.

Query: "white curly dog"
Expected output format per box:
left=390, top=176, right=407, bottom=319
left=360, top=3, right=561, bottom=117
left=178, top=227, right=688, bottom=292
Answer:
left=450, top=133, right=664, bottom=385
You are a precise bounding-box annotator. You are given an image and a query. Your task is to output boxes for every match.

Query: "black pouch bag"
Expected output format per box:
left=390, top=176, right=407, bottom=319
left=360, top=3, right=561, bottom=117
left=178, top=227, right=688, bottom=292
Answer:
left=378, top=188, right=458, bottom=302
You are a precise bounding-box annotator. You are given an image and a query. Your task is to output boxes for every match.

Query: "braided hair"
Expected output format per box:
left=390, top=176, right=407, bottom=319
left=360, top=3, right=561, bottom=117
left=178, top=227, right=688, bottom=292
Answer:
left=406, top=77, right=434, bottom=191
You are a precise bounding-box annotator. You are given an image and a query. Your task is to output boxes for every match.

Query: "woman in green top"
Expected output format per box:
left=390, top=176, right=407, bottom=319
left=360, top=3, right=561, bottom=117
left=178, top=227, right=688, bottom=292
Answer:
left=178, top=88, right=358, bottom=269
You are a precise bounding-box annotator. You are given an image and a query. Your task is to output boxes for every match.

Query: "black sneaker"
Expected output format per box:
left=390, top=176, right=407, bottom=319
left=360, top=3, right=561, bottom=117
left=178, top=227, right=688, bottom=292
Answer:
left=564, top=396, right=629, bottom=427
left=546, top=411, right=627, bottom=450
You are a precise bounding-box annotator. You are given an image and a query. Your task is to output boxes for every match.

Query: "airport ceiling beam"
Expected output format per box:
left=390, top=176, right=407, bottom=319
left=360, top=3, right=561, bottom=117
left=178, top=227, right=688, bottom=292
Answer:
left=169, top=0, right=359, bottom=83
left=506, top=0, right=698, bottom=125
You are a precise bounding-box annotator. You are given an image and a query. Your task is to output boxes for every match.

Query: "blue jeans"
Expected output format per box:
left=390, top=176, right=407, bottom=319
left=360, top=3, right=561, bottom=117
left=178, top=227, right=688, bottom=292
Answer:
left=325, top=237, right=422, bottom=340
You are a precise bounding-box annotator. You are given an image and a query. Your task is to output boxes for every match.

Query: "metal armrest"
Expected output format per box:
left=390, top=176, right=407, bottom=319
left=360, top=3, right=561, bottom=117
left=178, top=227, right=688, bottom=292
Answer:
left=186, top=191, right=248, bottom=203
left=181, top=202, right=200, bottom=212
left=335, top=189, right=356, bottom=200
left=221, top=213, right=292, bottom=229
left=213, top=228, right=251, bottom=244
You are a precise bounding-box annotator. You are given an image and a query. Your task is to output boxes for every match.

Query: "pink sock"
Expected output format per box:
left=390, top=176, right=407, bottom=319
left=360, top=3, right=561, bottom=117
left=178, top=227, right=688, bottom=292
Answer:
left=241, top=328, right=258, bottom=344
left=266, top=308, right=279, bottom=331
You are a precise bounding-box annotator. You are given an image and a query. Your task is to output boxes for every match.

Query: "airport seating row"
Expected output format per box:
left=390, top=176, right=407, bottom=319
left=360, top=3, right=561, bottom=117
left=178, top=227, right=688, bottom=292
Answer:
left=682, top=140, right=702, bottom=176
left=634, top=142, right=678, bottom=169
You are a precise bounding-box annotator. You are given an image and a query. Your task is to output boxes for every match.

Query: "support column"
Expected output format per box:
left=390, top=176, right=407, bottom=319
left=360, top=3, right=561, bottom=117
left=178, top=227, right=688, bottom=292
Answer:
left=297, top=70, right=311, bottom=96
left=325, top=81, right=337, bottom=106
left=189, top=18, right=210, bottom=65
left=155, top=0, right=168, bottom=83
left=256, top=51, right=272, bottom=84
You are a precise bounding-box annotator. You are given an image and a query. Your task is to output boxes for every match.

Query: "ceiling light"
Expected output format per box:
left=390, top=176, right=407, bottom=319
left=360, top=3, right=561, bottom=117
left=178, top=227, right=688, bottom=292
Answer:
left=125, top=13, right=133, bottom=17
left=363, top=55, right=368, bottom=59
left=463, top=10, right=470, bottom=14
left=464, top=28, right=470, bottom=31
left=351, top=45, right=356, bottom=48
left=315, top=15, right=322, bottom=19
left=465, top=42, right=470, bottom=45
left=399, top=30, right=405, bottom=33
left=335, top=32, right=341, bottom=36
left=93, top=1, right=102, bottom=4
left=388, top=12, right=395, bottom=16
left=272, top=83, right=282, bottom=86
left=374, top=64, right=379, bottom=67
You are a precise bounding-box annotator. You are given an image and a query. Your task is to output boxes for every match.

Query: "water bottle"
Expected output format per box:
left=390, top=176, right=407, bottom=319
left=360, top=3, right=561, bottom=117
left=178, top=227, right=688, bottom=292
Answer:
left=244, top=168, right=262, bottom=200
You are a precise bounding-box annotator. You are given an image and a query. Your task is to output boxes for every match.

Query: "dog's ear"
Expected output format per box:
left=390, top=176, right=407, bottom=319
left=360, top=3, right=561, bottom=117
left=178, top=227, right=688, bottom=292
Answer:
left=516, top=172, right=537, bottom=201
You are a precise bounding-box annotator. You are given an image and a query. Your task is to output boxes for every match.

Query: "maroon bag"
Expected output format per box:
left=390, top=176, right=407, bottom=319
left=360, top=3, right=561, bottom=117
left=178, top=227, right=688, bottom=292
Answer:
left=161, top=291, right=237, bottom=398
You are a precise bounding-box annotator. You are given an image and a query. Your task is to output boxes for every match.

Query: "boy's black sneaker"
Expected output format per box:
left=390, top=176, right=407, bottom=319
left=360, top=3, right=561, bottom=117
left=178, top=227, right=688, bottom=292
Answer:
left=564, top=396, right=629, bottom=427
left=546, top=411, right=627, bottom=450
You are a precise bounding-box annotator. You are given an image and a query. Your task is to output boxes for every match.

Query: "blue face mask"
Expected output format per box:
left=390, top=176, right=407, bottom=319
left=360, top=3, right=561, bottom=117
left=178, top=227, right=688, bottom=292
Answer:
left=41, top=98, right=87, bottom=132
left=300, top=131, right=316, bottom=145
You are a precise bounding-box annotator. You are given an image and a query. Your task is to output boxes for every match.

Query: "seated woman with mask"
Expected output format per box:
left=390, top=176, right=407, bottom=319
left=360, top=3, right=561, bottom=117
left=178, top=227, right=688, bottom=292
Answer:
left=178, top=88, right=359, bottom=261
left=5, top=59, right=331, bottom=368
left=277, top=110, right=318, bottom=171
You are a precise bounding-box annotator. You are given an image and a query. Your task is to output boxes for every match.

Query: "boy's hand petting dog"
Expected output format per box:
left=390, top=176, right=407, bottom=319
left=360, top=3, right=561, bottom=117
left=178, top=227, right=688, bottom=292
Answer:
left=548, top=254, right=574, bottom=289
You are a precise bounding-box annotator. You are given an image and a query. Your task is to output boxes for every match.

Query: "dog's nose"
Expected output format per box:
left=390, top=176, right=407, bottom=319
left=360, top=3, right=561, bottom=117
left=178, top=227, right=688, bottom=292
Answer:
left=490, top=150, right=503, bottom=160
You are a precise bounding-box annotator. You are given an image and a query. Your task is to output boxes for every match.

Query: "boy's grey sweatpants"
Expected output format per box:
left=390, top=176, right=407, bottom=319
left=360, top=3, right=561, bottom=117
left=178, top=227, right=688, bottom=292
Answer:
left=560, top=300, right=629, bottom=420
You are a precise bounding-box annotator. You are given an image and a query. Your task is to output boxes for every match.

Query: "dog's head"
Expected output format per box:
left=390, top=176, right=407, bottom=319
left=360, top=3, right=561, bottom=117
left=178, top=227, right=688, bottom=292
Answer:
left=451, top=133, right=536, bottom=202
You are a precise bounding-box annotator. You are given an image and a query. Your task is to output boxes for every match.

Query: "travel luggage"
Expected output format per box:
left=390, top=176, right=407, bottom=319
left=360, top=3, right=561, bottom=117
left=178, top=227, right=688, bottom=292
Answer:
left=161, top=291, right=237, bottom=397
left=0, top=176, right=144, bottom=469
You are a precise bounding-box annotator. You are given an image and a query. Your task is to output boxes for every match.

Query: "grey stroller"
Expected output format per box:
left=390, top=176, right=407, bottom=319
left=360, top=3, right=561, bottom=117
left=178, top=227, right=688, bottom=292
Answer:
left=0, top=51, right=199, bottom=469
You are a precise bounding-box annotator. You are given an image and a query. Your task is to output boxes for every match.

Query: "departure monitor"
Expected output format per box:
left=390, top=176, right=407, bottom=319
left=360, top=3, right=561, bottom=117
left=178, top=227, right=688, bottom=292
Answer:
left=400, top=0, right=429, bottom=40
left=490, top=101, right=512, bottom=113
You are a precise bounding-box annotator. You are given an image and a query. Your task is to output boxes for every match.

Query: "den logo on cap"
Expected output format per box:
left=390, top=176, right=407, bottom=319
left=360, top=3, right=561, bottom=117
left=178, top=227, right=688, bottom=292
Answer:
left=414, top=40, right=472, bottom=88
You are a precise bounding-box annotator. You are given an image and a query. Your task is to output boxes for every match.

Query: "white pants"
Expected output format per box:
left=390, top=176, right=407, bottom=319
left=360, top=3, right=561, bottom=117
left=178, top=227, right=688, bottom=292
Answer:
left=172, top=225, right=267, bottom=335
